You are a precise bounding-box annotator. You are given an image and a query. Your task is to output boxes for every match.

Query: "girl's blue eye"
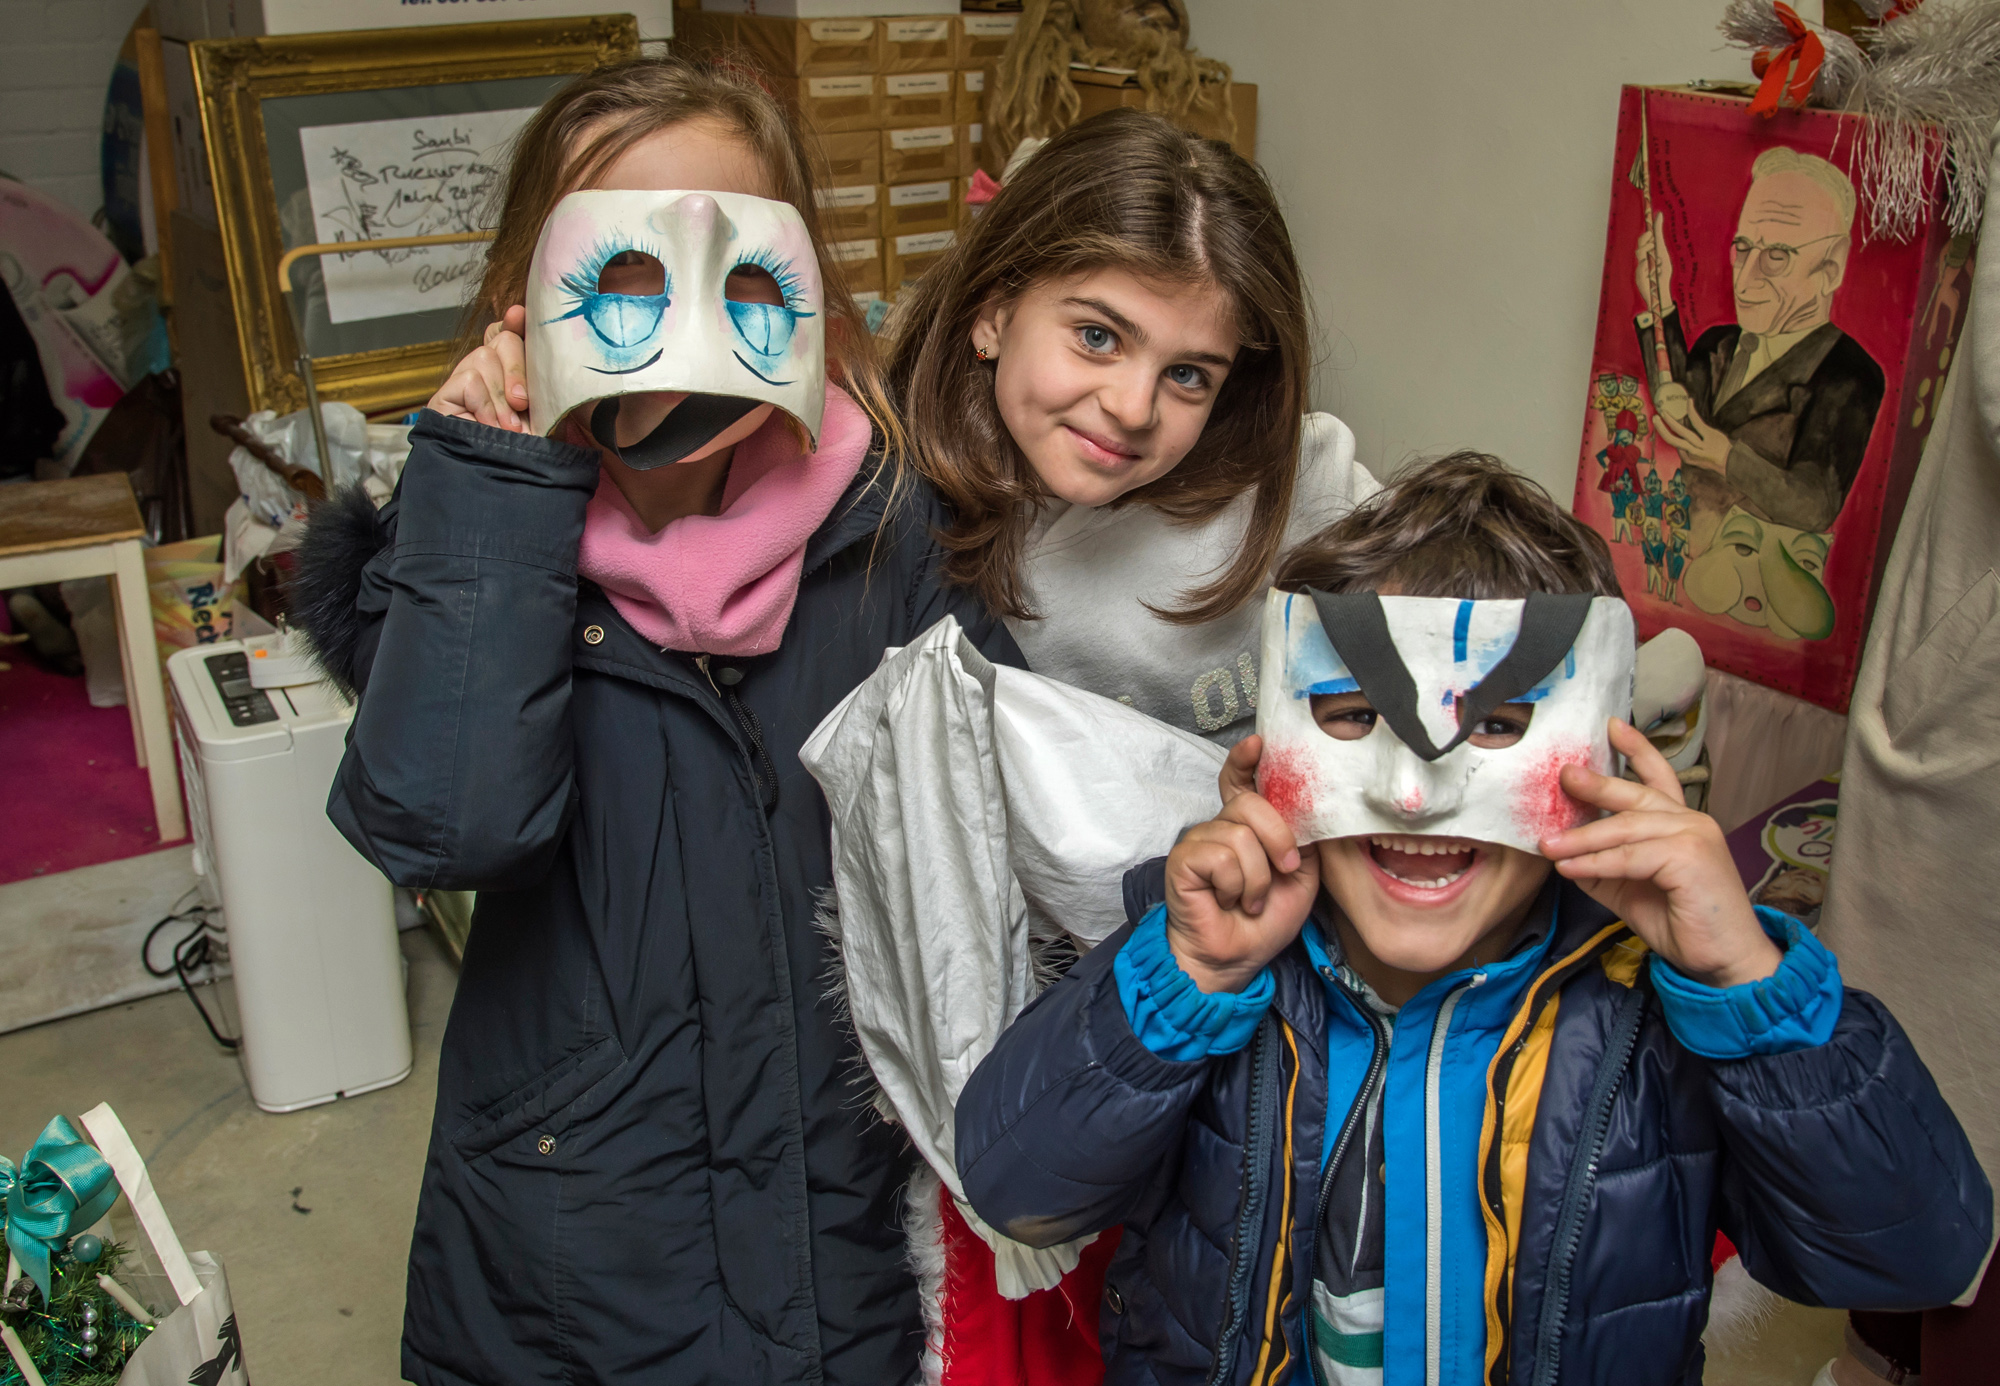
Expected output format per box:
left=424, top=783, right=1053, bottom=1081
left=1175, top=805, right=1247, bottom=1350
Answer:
left=1167, top=364, right=1207, bottom=389
left=1080, top=325, right=1115, bottom=353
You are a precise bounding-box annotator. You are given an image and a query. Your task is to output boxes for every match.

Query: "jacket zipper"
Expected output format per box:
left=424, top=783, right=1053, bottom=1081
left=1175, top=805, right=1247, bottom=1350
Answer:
left=693, top=654, right=781, bottom=812
left=1208, top=1015, right=1281, bottom=1386
left=1424, top=977, right=1485, bottom=1386
left=1304, top=968, right=1389, bottom=1386
left=1528, top=981, right=1650, bottom=1386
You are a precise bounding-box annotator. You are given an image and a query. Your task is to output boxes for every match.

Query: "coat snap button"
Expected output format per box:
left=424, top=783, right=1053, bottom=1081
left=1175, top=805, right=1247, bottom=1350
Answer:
left=1104, top=1283, right=1124, bottom=1314
left=537, top=1135, right=556, bottom=1155
left=582, top=625, right=604, bottom=645
left=716, top=666, right=744, bottom=686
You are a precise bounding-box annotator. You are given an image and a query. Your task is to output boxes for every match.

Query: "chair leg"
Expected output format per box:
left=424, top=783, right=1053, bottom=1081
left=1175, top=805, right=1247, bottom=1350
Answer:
left=105, top=574, right=146, bottom=766
left=112, top=540, right=186, bottom=843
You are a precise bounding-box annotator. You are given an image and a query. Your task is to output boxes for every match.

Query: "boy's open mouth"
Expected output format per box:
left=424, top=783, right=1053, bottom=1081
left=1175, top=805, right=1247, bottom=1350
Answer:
left=1367, top=835, right=1480, bottom=890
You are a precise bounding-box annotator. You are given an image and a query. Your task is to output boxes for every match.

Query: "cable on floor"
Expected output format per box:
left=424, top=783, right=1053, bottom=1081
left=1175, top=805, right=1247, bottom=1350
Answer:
left=141, top=889, right=240, bottom=1051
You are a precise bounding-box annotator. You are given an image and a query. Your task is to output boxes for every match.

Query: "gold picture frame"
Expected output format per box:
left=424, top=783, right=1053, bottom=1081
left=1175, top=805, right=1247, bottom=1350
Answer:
left=191, top=15, right=639, bottom=416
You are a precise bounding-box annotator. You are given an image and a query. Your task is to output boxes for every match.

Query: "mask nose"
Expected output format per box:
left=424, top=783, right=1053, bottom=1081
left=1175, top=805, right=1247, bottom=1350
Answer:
left=654, top=194, right=732, bottom=242
left=1362, top=745, right=1466, bottom=826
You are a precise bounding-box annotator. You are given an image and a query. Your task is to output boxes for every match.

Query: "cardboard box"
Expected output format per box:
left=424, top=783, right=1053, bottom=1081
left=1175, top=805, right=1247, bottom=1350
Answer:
left=699, top=0, right=955, bottom=14
left=886, top=228, right=956, bottom=296
left=883, top=124, right=960, bottom=182
left=957, top=12, right=1017, bottom=66
left=793, top=74, right=882, bottom=133
left=881, top=70, right=954, bottom=129
left=815, top=183, right=879, bottom=240
left=156, top=0, right=672, bottom=39
left=881, top=15, right=954, bottom=72
left=957, top=68, right=987, bottom=125
left=676, top=10, right=879, bottom=75
left=168, top=211, right=252, bottom=534
left=827, top=237, right=884, bottom=295
left=882, top=179, right=956, bottom=238
left=160, top=40, right=217, bottom=229
left=1071, top=75, right=1258, bottom=159
left=813, top=128, right=881, bottom=186
left=963, top=121, right=992, bottom=180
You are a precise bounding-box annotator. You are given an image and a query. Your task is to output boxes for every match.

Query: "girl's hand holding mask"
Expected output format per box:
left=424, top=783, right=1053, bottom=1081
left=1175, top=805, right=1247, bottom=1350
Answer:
left=1542, top=719, right=1783, bottom=989
left=430, top=305, right=531, bottom=432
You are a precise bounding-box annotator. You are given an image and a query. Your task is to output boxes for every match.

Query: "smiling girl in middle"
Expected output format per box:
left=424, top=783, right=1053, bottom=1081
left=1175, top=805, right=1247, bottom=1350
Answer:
left=886, top=107, right=1379, bottom=744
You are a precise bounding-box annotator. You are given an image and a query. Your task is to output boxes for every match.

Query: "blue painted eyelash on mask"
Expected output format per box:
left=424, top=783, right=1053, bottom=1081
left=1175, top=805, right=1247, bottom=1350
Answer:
left=727, top=246, right=816, bottom=381
left=550, top=237, right=672, bottom=351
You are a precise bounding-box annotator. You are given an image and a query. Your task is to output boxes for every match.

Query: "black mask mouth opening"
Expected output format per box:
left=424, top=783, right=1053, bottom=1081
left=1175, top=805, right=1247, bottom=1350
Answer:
left=589, top=394, right=762, bottom=471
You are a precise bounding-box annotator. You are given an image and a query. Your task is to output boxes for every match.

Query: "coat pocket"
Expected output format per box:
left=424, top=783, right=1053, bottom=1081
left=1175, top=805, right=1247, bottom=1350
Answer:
left=448, top=1034, right=628, bottom=1159
left=1881, top=569, right=2000, bottom=747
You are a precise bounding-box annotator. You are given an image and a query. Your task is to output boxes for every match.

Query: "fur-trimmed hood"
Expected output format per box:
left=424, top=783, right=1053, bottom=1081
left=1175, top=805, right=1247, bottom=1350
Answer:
left=289, top=484, right=391, bottom=699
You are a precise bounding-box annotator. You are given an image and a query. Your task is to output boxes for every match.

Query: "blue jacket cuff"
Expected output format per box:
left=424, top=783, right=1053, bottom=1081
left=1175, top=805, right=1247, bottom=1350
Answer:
left=1651, top=906, right=1843, bottom=1060
left=1114, top=905, right=1275, bottom=1062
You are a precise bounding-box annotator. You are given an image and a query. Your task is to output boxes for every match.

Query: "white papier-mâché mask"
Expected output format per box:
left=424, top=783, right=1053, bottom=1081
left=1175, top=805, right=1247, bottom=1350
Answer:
left=1254, top=590, right=1636, bottom=855
left=524, top=189, right=826, bottom=462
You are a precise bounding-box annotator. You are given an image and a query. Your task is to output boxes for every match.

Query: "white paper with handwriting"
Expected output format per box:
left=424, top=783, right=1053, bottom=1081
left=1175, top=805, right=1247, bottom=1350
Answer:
left=298, top=108, right=532, bottom=324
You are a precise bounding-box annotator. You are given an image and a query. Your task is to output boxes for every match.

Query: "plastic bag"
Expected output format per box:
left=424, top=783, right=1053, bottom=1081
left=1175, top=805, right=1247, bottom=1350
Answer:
left=227, top=405, right=367, bottom=529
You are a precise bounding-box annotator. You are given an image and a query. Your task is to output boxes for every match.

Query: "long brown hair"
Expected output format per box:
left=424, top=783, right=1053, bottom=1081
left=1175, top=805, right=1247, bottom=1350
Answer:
left=886, top=108, right=1309, bottom=624
left=462, top=53, right=895, bottom=442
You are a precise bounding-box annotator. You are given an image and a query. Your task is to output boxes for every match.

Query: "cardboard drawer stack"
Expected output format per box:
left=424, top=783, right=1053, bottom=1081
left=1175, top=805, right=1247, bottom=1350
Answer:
left=676, top=9, right=1020, bottom=309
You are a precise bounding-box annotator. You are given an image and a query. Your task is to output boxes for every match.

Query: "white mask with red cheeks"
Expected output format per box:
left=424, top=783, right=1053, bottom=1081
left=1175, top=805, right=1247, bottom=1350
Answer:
left=524, top=188, right=826, bottom=458
left=1254, top=589, right=1636, bottom=854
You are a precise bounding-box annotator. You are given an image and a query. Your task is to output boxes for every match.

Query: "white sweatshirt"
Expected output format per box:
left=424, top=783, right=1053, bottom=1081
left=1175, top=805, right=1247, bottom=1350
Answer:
left=1006, top=413, right=1379, bottom=743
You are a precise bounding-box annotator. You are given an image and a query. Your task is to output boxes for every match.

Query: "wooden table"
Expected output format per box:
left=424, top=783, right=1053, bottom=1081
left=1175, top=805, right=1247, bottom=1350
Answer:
left=0, top=474, right=186, bottom=843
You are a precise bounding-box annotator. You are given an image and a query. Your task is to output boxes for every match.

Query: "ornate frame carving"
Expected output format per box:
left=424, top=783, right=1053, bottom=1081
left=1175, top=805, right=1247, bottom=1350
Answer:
left=190, top=16, right=638, bottom=416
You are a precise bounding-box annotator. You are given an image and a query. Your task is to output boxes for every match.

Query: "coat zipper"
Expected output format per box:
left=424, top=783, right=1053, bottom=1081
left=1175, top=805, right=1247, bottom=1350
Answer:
left=1425, top=976, right=1483, bottom=1386
left=1208, top=1015, right=1281, bottom=1386
left=693, top=654, right=781, bottom=812
left=1304, top=968, right=1389, bottom=1386
left=1529, top=981, right=1650, bottom=1386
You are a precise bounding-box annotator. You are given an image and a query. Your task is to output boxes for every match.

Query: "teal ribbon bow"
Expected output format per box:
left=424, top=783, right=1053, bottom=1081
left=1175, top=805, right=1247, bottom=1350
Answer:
left=0, top=1117, right=119, bottom=1301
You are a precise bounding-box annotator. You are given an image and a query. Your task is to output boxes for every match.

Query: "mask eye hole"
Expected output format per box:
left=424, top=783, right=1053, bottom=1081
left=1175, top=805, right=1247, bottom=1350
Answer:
left=1310, top=691, right=1378, bottom=742
left=725, top=264, right=787, bottom=307
left=597, top=250, right=665, bottom=297
left=1460, top=699, right=1536, bottom=750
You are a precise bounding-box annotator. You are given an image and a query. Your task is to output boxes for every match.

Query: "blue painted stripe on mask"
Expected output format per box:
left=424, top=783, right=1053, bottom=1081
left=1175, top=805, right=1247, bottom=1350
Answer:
left=1453, top=601, right=1473, bottom=663
left=1301, top=676, right=1361, bottom=697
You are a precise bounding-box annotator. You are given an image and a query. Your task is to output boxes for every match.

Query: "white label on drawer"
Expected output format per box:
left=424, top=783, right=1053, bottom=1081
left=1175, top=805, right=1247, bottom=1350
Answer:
left=808, top=76, right=874, bottom=99
left=970, top=123, right=984, bottom=144
left=888, top=125, right=954, bottom=150
left=816, top=184, right=879, bottom=208
left=852, top=290, right=884, bottom=304
left=961, top=70, right=986, bottom=93
left=896, top=230, right=956, bottom=256
left=830, top=239, right=881, bottom=262
left=885, top=72, right=952, bottom=97
left=808, top=19, right=873, bottom=41
left=885, top=18, right=950, bottom=43
left=962, top=15, right=1018, bottom=37
left=888, top=180, right=951, bottom=207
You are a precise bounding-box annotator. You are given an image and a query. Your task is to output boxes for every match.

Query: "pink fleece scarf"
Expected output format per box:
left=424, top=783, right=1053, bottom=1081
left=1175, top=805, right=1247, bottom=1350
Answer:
left=577, top=385, right=870, bottom=656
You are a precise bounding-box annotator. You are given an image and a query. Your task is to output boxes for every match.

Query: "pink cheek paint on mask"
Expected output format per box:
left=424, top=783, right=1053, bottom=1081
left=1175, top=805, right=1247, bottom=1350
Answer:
left=1257, top=743, right=1318, bottom=828
left=1515, top=741, right=1597, bottom=844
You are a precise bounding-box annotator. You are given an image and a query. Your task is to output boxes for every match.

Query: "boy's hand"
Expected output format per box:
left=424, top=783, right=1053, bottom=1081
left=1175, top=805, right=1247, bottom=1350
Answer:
left=1164, top=736, right=1322, bottom=994
left=429, top=307, right=530, bottom=432
left=1542, top=719, right=1781, bottom=989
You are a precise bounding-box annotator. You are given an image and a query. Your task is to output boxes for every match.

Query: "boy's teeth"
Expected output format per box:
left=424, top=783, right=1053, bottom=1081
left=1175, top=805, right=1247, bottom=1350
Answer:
left=1368, top=835, right=1476, bottom=856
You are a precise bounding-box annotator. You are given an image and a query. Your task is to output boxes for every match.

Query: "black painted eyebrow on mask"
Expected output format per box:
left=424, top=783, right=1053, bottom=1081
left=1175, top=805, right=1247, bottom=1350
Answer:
left=1305, top=590, right=1593, bottom=762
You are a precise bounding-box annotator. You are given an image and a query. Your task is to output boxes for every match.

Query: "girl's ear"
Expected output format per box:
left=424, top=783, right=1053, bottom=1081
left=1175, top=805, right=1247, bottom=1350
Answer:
left=969, top=298, right=1007, bottom=359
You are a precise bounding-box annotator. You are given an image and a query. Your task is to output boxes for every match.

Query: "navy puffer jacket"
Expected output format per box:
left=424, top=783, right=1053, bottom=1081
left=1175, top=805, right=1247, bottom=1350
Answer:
left=957, top=863, right=1992, bottom=1386
left=295, top=412, right=1019, bottom=1386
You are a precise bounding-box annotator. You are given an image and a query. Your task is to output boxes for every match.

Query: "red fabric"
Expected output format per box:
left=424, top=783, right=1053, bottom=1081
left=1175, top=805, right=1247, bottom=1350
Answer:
left=965, top=168, right=1003, bottom=207
left=1711, top=1231, right=1737, bottom=1271
left=1923, top=1253, right=2000, bottom=1384
left=936, top=1186, right=1122, bottom=1386
left=1748, top=5, right=1825, bottom=118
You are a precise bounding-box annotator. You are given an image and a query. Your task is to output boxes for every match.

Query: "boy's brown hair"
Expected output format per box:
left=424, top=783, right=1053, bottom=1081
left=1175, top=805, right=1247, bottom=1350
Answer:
left=1275, top=452, right=1623, bottom=600
left=885, top=107, right=1310, bottom=625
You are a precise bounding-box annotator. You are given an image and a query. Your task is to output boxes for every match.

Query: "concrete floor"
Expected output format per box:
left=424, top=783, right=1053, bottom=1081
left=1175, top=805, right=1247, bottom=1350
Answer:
left=0, top=917, right=1848, bottom=1386
left=0, top=926, right=454, bottom=1386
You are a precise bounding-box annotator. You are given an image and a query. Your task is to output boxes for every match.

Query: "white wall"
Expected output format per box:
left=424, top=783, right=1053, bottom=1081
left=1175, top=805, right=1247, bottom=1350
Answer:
left=0, top=0, right=150, bottom=219
left=1182, top=0, right=1746, bottom=498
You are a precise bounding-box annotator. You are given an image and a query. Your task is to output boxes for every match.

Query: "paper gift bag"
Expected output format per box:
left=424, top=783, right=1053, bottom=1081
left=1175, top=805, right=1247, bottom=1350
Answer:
left=75, top=1105, right=248, bottom=1386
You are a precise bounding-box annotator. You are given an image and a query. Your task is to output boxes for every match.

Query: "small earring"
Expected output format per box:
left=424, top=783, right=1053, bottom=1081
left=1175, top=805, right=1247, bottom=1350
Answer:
left=975, top=345, right=993, bottom=362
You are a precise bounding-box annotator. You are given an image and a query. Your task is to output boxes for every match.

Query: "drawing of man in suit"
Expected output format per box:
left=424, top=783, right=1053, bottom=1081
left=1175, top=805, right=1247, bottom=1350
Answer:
left=1634, top=147, right=1885, bottom=537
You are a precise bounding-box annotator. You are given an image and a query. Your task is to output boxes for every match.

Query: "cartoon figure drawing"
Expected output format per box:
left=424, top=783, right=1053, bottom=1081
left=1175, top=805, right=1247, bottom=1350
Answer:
left=1610, top=470, right=1638, bottom=543
left=1642, top=517, right=1667, bottom=596
left=1590, top=372, right=1651, bottom=496
left=1664, top=504, right=1690, bottom=603
left=1641, top=466, right=1665, bottom=523
left=1921, top=232, right=1975, bottom=351
left=1633, top=146, right=1884, bottom=641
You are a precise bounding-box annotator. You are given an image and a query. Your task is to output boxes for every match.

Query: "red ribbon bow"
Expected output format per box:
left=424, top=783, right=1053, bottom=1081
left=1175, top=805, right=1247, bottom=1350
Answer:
left=1749, top=3, right=1825, bottom=117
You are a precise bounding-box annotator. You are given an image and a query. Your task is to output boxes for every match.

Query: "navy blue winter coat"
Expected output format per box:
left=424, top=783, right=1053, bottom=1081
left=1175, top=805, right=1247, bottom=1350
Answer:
left=956, top=863, right=1993, bottom=1386
left=294, top=412, right=1019, bottom=1386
